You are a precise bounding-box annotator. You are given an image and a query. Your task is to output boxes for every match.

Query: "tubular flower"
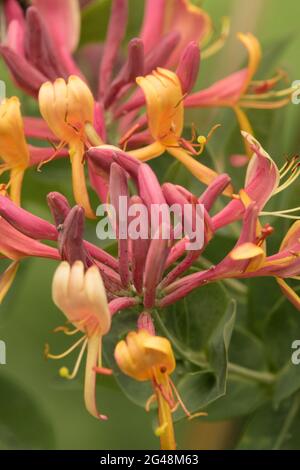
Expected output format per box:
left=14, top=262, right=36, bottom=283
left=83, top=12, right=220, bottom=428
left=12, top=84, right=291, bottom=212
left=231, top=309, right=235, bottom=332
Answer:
left=213, top=132, right=300, bottom=230
left=185, top=33, right=295, bottom=156
left=129, top=68, right=233, bottom=196
left=0, top=3, right=82, bottom=97
left=0, top=213, right=59, bottom=303
left=158, top=197, right=300, bottom=311
left=140, top=0, right=212, bottom=66
left=115, top=320, right=206, bottom=451
left=0, top=97, right=29, bottom=205
left=39, top=76, right=99, bottom=218
left=115, top=329, right=176, bottom=449
left=50, top=260, right=111, bottom=420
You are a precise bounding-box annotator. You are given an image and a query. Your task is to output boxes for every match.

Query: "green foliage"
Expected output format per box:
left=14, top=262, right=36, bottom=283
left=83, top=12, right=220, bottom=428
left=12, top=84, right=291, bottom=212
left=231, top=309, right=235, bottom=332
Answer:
left=0, top=373, right=55, bottom=449
left=1, top=0, right=300, bottom=451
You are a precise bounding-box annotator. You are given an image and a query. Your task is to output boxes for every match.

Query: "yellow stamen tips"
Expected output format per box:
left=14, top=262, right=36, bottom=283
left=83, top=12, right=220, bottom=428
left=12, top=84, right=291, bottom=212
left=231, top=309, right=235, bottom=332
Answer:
left=39, top=76, right=98, bottom=218
left=59, top=366, right=71, bottom=378
left=197, top=135, right=207, bottom=145
left=155, top=422, right=168, bottom=437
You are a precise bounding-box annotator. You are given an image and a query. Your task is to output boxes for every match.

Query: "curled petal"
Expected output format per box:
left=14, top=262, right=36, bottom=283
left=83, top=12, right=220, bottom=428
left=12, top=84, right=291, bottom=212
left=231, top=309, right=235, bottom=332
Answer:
left=185, top=33, right=261, bottom=107
left=213, top=133, right=280, bottom=230
left=280, top=221, right=300, bottom=252
left=84, top=334, right=108, bottom=420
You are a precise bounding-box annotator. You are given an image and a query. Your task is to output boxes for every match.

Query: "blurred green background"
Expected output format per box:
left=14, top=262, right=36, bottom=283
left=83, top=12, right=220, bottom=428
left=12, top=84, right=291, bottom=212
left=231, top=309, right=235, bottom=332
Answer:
left=1, top=0, right=300, bottom=450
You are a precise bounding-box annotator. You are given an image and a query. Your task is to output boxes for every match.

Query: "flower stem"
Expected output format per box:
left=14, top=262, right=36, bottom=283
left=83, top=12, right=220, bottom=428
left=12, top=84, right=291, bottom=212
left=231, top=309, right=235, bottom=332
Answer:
left=227, top=362, right=275, bottom=385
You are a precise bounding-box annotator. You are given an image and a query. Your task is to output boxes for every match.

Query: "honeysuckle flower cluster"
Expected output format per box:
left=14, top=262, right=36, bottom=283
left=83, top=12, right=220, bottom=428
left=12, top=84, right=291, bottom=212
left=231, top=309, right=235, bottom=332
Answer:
left=1, top=0, right=300, bottom=451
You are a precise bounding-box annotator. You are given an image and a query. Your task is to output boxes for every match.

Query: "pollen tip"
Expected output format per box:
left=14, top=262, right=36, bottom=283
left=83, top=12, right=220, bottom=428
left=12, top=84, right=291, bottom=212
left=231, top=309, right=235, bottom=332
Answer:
left=197, top=135, right=207, bottom=145
left=59, top=366, right=70, bottom=378
left=154, top=422, right=168, bottom=437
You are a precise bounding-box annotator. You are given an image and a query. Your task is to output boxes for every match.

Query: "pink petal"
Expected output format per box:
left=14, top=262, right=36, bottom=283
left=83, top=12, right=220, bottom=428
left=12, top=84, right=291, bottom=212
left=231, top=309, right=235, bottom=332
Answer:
left=185, top=69, right=248, bottom=107
left=98, top=0, right=128, bottom=98
left=0, top=195, right=57, bottom=240
left=32, top=0, right=80, bottom=52
left=140, top=0, right=211, bottom=66
left=0, top=218, right=59, bottom=260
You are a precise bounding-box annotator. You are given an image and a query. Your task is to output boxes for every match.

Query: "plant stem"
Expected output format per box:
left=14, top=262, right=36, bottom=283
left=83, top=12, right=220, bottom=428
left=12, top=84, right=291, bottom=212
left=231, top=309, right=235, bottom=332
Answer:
left=227, top=362, right=275, bottom=385
left=153, top=310, right=276, bottom=386
left=272, top=394, right=300, bottom=450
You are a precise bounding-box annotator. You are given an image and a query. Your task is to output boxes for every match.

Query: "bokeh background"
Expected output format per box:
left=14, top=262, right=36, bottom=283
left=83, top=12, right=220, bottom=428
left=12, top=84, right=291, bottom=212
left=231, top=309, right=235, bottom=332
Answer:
left=1, top=0, right=300, bottom=449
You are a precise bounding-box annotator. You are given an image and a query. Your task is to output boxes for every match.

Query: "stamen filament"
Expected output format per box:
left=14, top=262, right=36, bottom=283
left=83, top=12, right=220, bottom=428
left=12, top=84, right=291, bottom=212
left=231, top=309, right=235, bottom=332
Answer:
left=45, top=335, right=86, bottom=360
left=59, top=338, right=88, bottom=379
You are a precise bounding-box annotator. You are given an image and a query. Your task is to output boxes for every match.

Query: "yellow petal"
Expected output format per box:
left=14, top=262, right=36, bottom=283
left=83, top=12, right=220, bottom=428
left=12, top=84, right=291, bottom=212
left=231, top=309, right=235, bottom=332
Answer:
left=129, top=141, right=165, bottom=162
left=70, top=143, right=96, bottom=219
left=237, top=33, right=262, bottom=96
left=9, top=168, right=25, bottom=206
left=136, top=68, right=184, bottom=146
left=168, top=146, right=233, bottom=196
left=280, top=220, right=300, bottom=251
left=230, top=242, right=264, bottom=260
left=233, top=106, right=254, bottom=157
left=277, top=277, right=300, bottom=311
left=84, top=334, right=107, bottom=420
left=0, top=261, right=19, bottom=303
left=0, top=97, right=29, bottom=168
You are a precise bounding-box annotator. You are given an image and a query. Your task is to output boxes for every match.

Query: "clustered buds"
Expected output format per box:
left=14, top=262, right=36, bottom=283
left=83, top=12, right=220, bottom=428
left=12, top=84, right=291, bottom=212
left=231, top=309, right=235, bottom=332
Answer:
left=0, top=0, right=299, bottom=452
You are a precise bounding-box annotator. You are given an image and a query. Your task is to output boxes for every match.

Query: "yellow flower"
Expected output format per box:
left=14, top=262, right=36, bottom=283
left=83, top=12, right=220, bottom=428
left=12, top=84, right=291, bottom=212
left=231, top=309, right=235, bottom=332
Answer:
left=39, top=76, right=97, bottom=218
left=115, top=330, right=176, bottom=449
left=115, top=329, right=206, bottom=449
left=0, top=97, right=30, bottom=205
left=48, top=261, right=111, bottom=419
left=129, top=68, right=233, bottom=196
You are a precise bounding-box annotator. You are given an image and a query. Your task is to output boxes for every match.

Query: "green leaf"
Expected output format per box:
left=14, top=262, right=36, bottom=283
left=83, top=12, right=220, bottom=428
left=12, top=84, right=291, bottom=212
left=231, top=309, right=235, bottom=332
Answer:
left=156, top=284, right=236, bottom=419
left=80, top=0, right=144, bottom=46
left=174, top=298, right=236, bottom=418
left=202, top=326, right=271, bottom=421
left=237, top=394, right=300, bottom=450
left=0, top=372, right=55, bottom=449
left=204, top=377, right=269, bottom=421
left=104, top=284, right=236, bottom=418
left=247, top=277, right=300, bottom=405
